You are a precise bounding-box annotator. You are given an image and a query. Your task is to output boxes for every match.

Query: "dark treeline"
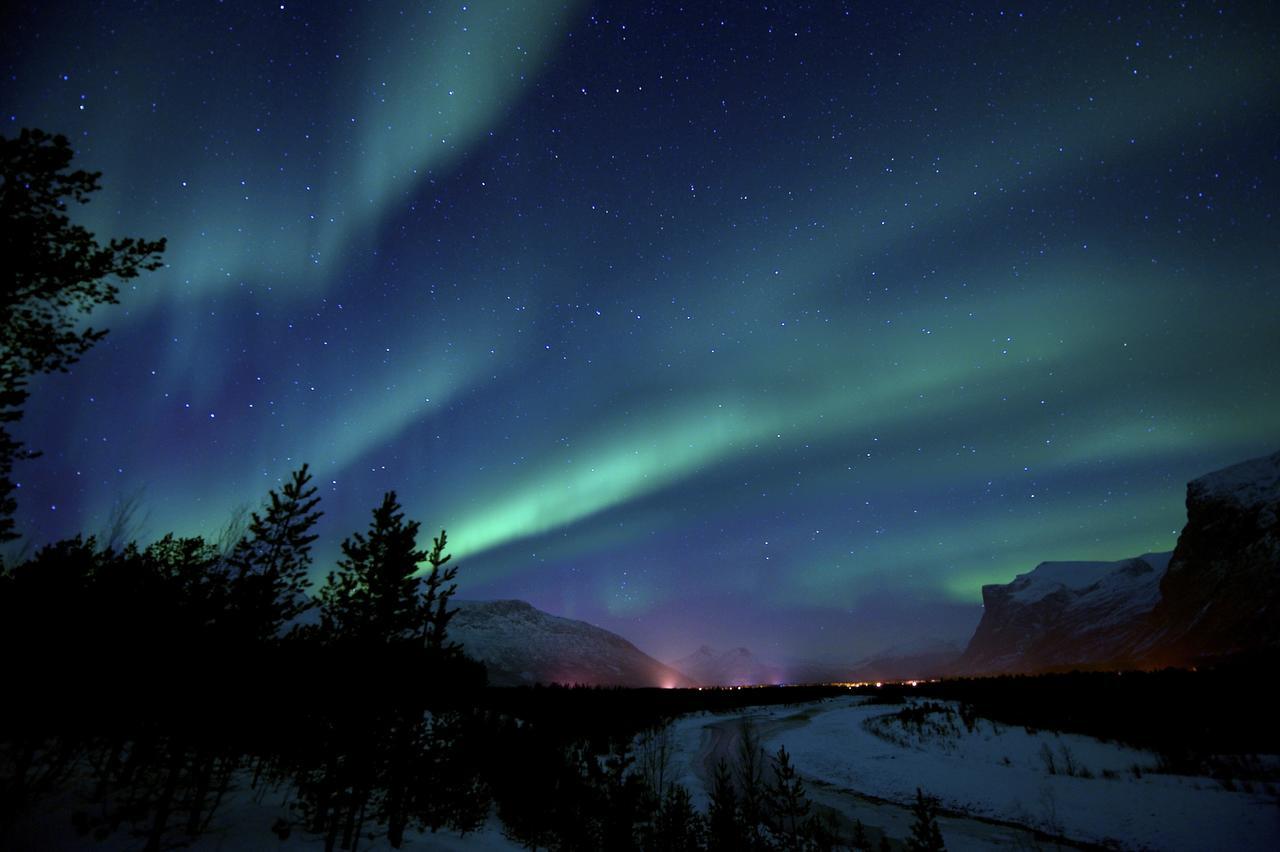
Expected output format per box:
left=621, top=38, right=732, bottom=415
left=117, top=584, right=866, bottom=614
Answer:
left=0, top=465, right=935, bottom=852
left=874, top=658, right=1280, bottom=773
left=0, top=127, right=949, bottom=850
left=0, top=465, right=494, bottom=851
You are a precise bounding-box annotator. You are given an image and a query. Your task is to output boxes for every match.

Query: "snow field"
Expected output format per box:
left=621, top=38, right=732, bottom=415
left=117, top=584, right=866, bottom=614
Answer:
left=662, top=695, right=1280, bottom=850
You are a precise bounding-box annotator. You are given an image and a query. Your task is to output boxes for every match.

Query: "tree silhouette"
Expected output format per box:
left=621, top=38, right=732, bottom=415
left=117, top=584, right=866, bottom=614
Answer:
left=318, top=490, right=426, bottom=645
left=765, top=744, right=811, bottom=846
left=655, top=783, right=704, bottom=851
left=0, top=128, right=166, bottom=541
left=421, top=528, right=460, bottom=654
left=226, top=464, right=322, bottom=643
left=706, top=758, right=741, bottom=852
left=852, top=818, right=869, bottom=850
left=734, top=717, right=768, bottom=848
left=907, top=787, right=946, bottom=851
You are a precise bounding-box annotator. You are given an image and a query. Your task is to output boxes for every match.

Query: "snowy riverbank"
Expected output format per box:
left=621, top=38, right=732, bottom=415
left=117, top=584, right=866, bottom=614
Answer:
left=661, top=694, right=1279, bottom=850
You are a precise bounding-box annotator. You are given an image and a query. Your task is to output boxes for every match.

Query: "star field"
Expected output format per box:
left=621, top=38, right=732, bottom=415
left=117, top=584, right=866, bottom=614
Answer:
left=4, top=1, right=1278, bottom=663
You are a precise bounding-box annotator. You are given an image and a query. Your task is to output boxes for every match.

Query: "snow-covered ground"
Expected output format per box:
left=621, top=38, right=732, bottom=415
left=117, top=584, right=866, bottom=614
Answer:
left=12, top=695, right=1278, bottom=849
left=6, top=781, right=523, bottom=852
left=662, top=694, right=1280, bottom=851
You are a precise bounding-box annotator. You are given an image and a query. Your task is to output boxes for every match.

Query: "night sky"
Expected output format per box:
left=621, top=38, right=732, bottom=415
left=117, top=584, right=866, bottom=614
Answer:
left=4, top=1, right=1278, bottom=664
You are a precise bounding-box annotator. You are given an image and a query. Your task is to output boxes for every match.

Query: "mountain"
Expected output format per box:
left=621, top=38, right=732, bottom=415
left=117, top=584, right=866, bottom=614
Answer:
left=449, top=600, right=694, bottom=688
left=1142, top=449, right=1280, bottom=665
left=954, top=551, right=1173, bottom=674
left=844, top=638, right=964, bottom=682
left=670, top=645, right=783, bottom=686
left=955, top=449, right=1280, bottom=674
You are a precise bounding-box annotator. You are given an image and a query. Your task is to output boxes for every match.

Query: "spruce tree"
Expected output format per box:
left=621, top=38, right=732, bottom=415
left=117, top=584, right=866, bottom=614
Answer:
left=598, top=741, right=642, bottom=851
left=227, top=465, right=322, bottom=643
left=318, top=490, right=425, bottom=645
left=907, top=787, right=946, bottom=852
left=766, top=745, right=811, bottom=846
left=735, top=717, right=767, bottom=846
left=852, top=818, right=869, bottom=850
left=706, top=758, right=741, bottom=852
left=655, top=783, right=704, bottom=851
left=421, top=529, right=459, bottom=653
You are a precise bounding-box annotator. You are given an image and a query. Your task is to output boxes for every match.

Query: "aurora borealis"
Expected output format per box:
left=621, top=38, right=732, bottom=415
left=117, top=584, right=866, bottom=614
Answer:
left=3, top=1, right=1278, bottom=663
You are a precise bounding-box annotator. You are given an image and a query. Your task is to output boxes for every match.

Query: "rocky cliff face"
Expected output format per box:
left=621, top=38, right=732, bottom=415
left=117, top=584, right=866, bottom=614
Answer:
left=1142, top=450, right=1280, bottom=665
left=955, top=552, right=1173, bottom=674
left=956, top=449, right=1280, bottom=674
left=450, top=600, right=694, bottom=688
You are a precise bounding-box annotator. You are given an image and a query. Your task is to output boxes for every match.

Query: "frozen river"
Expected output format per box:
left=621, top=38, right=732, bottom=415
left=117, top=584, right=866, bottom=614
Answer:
left=659, top=694, right=1279, bottom=850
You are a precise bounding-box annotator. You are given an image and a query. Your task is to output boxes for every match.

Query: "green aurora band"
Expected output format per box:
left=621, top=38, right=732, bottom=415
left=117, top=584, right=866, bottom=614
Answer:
left=5, top=0, right=1278, bottom=657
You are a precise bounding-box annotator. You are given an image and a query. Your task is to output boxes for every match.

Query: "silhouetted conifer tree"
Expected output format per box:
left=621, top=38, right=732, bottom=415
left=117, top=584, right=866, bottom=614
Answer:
left=599, top=741, right=644, bottom=851
left=141, top=534, right=227, bottom=653
left=852, top=818, right=869, bottom=850
left=306, top=491, right=492, bottom=850
left=318, top=490, right=425, bottom=645
left=907, top=787, right=945, bottom=851
left=707, top=758, right=742, bottom=852
left=489, top=718, right=562, bottom=849
left=735, top=717, right=768, bottom=848
left=227, top=465, right=321, bottom=643
left=0, top=129, right=165, bottom=541
left=403, top=709, right=491, bottom=839
left=421, top=529, right=460, bottom=654
left=765, top=745, right=810, bottom=847
left=655, top=783, right=704, bottom=851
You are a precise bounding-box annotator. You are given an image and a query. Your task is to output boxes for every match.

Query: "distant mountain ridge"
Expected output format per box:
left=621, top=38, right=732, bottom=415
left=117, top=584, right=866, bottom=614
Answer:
left=450, top=600, right=693, bottom=688
left=956, top=449, right=1280, bottom=674
left=774, top=638, right=966, bottom=685
left=671, top=645, right=782, bottom=686
left=845, top=638, right=964, bottom=682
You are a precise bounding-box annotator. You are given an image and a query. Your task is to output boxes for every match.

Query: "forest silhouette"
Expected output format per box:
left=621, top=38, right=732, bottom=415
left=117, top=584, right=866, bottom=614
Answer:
left=0, top=128, right=870, bottom=850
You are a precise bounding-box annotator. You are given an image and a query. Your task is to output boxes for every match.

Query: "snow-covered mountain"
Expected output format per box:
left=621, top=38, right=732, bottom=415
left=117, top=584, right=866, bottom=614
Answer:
left=450, top=600, right=694, bottom=688
left=956, top=448, right=1280, bottom=674
left=781, top=639, right=965, bottom=684
left=955, top=552, right=1173, bottom=674
left=670, top=645, right=783, bottom=686
left=843, top=638, right=964, bottom=682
